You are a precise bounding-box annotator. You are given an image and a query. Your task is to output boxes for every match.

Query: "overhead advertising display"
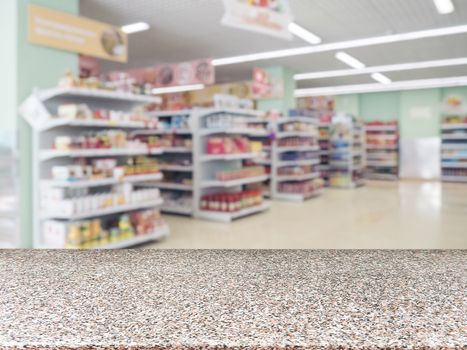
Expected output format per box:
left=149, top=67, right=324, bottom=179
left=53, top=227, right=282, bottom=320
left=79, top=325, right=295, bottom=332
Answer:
left=221, top=0, right=294, bottom=40
left=110, top=59, right=215, bottom=88
left=28, top=4, right=128, bottom=62
left=252, top=67, right=284, bottom=99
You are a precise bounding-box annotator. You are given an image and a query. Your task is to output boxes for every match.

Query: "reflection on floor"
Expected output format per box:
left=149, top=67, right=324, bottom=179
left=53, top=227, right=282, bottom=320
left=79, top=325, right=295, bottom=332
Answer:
left=147, top=180, right=467, bottom=249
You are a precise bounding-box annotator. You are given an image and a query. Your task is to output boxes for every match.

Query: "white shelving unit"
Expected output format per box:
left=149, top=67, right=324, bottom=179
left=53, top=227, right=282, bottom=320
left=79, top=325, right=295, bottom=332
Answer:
left=317, top=122, right=331, bottom=186
left=20, top=88, right=169, bottom=248
left=329, top=114, right=366, bottom=189
left=270, top=117, right=323, bottom=201
left=192, top=108, right=271, bottom=222
left=441, top=121, right=467, bottom=183
left=365, top=122, right=399, bottom=181
left=132, top=109, right=195, bottom=215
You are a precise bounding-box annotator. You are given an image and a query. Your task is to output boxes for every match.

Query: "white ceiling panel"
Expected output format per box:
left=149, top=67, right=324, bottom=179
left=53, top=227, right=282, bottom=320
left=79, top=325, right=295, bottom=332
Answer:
left=79, top=0, right=467, bottom=86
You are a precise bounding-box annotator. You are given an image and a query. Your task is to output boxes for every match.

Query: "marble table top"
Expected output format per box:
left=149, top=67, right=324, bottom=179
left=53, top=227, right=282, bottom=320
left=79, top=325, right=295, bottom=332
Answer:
left=0, top=250, right=465, bottom=350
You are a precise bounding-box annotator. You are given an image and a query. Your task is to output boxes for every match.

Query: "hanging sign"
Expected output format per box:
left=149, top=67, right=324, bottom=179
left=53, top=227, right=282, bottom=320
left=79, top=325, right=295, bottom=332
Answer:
left=252, top=67, right=284, bottom=99
left=28, top=4, right=128, bottom=62
left=441, top=94, right=467, bottom=115
left=221, top=0, right=293, bottom=40
left=109, top=59, right=215, bottom=88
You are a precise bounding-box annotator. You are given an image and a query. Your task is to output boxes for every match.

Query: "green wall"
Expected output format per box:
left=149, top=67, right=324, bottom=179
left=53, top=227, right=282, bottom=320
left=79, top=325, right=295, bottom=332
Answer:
left=16, top=0, right=79, bottom=247
left=257, top=66, right=296, bottom=115
left=335, top=87, right=467, bottom=139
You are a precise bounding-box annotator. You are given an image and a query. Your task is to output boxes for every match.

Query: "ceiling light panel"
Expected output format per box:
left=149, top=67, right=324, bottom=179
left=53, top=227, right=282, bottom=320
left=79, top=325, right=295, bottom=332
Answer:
left=335, top=52, right=365, bottom=69
left=433, top=0, right=455, bottom=14
left=371, top=73, right=392, bottom=84
left=288, top=22, right=322, bottom=45
left=121, top=22, right=150, bottom=34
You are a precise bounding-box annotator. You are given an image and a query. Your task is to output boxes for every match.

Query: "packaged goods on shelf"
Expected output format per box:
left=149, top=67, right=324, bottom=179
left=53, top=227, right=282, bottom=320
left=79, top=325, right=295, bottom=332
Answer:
left=442, top=115, right=467, bottom=124
left=443, top=168, right=467, bottom=176
left=279, top=151, right=317, bottom=161
left=42, top=208, right=165, bottom=249
left=278, top=137, right=316, bottom=147
left=153, top=114, right=190, bottom=131
left=136, top=134, right=192, bottom=150
left=204, top=112, right=267, bottom=131
left=213, top=94, right=255, bottom=110
left=279, top=121, right=316, bottom=132
left=41, top=184, right=160, bottom=217
left=200, top=189, right=263, bottom=212
left=277, top=178, right=324, bottom=194
left=159, top=172, right=193, bottom=186
left=277, top=165, right=315, bottom=176
left=215, top=166, right=266, bottom=181
left=206, top=136, right=263, bottom=155
left=53, top=130, right=148, bottom=151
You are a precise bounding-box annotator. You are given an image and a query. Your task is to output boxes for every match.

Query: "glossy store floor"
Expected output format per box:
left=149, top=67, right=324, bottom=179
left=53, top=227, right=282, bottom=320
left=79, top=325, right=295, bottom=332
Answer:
left=147, top=180, right=467, bottom=249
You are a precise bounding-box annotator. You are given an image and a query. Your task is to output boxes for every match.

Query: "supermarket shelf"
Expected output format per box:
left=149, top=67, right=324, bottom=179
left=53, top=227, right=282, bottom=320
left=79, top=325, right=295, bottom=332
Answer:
left=318, top=123, right=331, bottom=128
left=41, top=198, right=164, bottom=220
left=160, top=165, right=193, bottom=172
left=133, top=129, right=192, bottom=136
left=201, top=175, right=269, bottom=188
left=203, top=108, right=266, bottom=118
left=97, top=226, right=169, bottom=249
left=442, top=144, right=467, bottom=150
left=39, top=148, right=160, bottom=161
left=277, top=117, right=316, bottom=124
left=200, top=128, right=268, bottom=137
left=274, top=189, right=323, bottom=202
left=197, top=201, right=270, bottom=223
left=441, top=155, right=467, bottom=160
left=252, top=159, right=271, bottom=165
left=366, top=144, right=398, bottom=150
left=276, top=172, right=320, bottom=182
left=161, top=206, right=193, bottom=215
left=366, top=134, right=398, bottom=140
left=277, top=131, right=315, bottom=138
left=367, top=160, right=398, bottom=167
left=162, top=147, right=193, bottom=153
left=41, top=173, right=163, bottom=188
left=441, top=124, right=467, bottom=130
left=366, top=173, right=399, bottom=181
left=40, top=118, right=146, bottom=131
left=149, top=109, right=192, bottom=117
left=201, top=153, right=263, bottom=162
left=277, top=145, right=320, bottom=152
left=441, top=162, right=467, bottom=168
left=38, top=87, right=162, bottom=104
left=277, top=158, right=320, bottom=167
left=441, top=134, right=467, bottom=140
left=154, top=182, right=193, bottom=191
left=441, top=175, right=467, bottom=183
left=365, top=125, right=398, bottom=131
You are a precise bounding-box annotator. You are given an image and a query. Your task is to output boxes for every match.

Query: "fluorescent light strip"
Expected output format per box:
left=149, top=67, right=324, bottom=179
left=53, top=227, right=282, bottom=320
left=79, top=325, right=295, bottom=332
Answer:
left=121, top=22, right=150, bottom=34
left=294, top=57, right=467, bottom=80
left=151, top=84, right=205, bottom=95
left=335, top=52, right=365, bottom=69
left=371, top=73, right=392, bottom=84
left=212, top=24, right=467, bottom=66
left=433, top=0, right=454, bottom=14
left=288, top=22, right=321, bottom=44
left=294, top=76, right=467, bottom=97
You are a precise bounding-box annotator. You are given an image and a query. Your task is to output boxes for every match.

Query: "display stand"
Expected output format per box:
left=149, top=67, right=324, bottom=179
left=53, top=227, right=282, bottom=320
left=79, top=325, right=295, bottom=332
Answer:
left=20, top=87, right=169, bottom=248
left=191, top=108, right=271, bottom=222
left=365, top=121, right=399, bottom=181
left=329, top=114, right=366, bottom=188
left=317, top=122, right=331, bottom=186
left=441, top=116, right=467, bottom=183
left=132, top=110, right=195, bottom=215
left=270, top=117, right=323, bottom=201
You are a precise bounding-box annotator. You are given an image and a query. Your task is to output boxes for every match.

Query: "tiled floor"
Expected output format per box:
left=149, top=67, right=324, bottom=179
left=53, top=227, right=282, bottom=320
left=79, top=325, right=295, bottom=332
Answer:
left=148, top=180, right=467, bottom=249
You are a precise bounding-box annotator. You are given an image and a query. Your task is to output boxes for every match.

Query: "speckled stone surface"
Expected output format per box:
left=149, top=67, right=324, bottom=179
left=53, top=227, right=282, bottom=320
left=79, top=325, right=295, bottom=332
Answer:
left=0, top=250, right=465, bottom=350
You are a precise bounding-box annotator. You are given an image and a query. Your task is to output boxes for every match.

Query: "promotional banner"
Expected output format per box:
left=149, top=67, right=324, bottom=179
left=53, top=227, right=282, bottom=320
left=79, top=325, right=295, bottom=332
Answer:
left=221, top=0, right=293, bottom=40
left=441, top=95, right=467, bottom=114
left=252, top=67, right=284, bottom=99
left=28, top=4, right=128, bottom=62
left=109, top=59, right=215, bottom=88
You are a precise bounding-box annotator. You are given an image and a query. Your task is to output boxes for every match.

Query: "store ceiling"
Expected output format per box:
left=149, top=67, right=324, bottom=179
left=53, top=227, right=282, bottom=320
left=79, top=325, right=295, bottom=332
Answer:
left=80, top=0, right=467, bottom=88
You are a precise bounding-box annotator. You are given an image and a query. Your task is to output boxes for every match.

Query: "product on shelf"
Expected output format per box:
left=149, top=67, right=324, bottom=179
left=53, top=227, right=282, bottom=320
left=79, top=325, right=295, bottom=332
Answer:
left=136, top=134, right=192, bottom=150
left=206, top=136, right=262, bottom=155
left=200, top=189, right=263, bottom=212
left=40, top=184, right=161, bottom=216
left=442, top=168, right=467, bottom=176
left=53, top=130, right=148, bottom=151
left=154, top=115, right=190, bottom=131
left=277, top=178, right=324, bottom=195
left=277, top=165, right=315, bottom=176
left=279, top=121, right=316, bottom=133
left=215, top=166, right=266, bottom=181
left=43, top=208, right=165, bottom=249
left=204, top=112, right=267, bottom=131
left=280, top=151, right=318, bottom=161
left=159, top=172, right=192, bottom=186
left=213, top=94, right=255, bottom=110
left=278, top=137, right=316, bottom=147
left=442, top=115, right=467, bottom=124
